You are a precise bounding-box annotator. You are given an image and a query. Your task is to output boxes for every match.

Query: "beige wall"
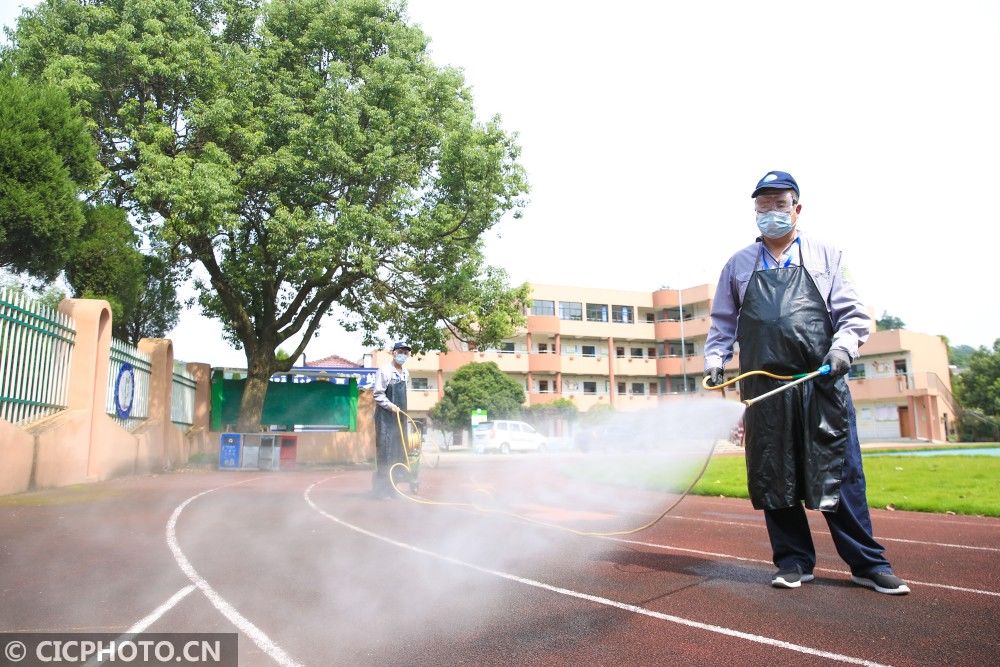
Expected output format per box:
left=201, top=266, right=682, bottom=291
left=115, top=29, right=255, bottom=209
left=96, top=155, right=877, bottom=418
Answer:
left=0, top=419, right=34, bottom=495
left=1, top=299, right=215, bottom=495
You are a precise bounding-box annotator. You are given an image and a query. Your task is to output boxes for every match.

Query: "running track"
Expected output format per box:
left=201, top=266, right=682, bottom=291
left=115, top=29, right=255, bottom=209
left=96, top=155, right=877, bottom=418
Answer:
left=1, top=457, right=997, bottom=666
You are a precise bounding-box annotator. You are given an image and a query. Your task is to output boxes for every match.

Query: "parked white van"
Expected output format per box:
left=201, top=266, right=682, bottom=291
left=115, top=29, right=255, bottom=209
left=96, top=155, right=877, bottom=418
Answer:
left=473, top=420, right=547, bottom=454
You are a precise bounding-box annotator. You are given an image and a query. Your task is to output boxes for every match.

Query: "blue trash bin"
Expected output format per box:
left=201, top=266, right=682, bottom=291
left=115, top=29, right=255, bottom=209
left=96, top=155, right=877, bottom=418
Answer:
left=219, top=433, right=242, bottom=469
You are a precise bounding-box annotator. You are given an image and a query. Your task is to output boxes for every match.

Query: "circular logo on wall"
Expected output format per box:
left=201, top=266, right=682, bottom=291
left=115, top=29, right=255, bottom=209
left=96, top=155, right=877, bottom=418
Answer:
left=115, top=362, right=135, bottom=419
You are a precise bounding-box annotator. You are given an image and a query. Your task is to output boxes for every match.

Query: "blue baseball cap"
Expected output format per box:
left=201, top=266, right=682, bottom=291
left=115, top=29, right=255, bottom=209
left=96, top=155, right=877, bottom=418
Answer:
left=751, top=171, right=800, bottom=199
left=391, top=341, right=412, bottom=352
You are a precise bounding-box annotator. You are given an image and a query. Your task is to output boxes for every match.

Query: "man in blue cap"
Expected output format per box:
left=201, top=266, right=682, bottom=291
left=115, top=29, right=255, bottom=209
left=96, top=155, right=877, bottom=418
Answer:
left=371, top=341, right=414, bottom=498
left=703, top=171, right=909, bottom=594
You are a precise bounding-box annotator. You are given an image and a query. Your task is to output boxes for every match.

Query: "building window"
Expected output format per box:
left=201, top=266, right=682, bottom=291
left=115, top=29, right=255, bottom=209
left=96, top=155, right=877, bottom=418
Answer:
left=537, top=342, right=549, bottom=353
left=662, top=307, right=693, bottom=321
left=583, top=381, right=597, bottom=394
left=559, top=301, right=582, bottom=321
left=499, top=342, right=515, bottom=353
left=668, top=341, right=695, bottom=357
left=586, top=303, right=608, bottom=322
left=582, top=345, right=596, bottom=357
left=647, top=347, right=656, bottom=358
left=631, top=382, right=645, bottom=395
left=617, top=381, right=626, bottom=394
left=656, top=342, right=666, bottom=357
left=538, top=380, right=549, bottom=393
left=612, top=305, right=633, bottom=323
left=630, top=347, right=643, bottom=358
left=531, top=299, right=555, bottom=316
left=670, top=377, right=696, bottom=393
left=894, top=359, right=908, bottom=375
left=411, top=377, right=429, bottom=390
left=649, top=382, right=658, bottom=395
left=849, top=363, right=866, bottom=379
left=646, top=312, right=655, bottom=323
left=616, top=346, right=625, bottom=358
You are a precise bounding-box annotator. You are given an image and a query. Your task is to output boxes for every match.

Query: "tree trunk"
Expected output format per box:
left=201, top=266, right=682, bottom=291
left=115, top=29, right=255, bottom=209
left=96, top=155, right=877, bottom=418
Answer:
left=237, top=354, right=274, bottom=432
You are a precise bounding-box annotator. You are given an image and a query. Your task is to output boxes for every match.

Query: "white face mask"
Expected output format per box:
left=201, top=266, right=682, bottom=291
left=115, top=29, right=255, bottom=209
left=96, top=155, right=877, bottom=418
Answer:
left=756, top=211, right=795, bottom=239
left=394, top=353, right=408, bottom=366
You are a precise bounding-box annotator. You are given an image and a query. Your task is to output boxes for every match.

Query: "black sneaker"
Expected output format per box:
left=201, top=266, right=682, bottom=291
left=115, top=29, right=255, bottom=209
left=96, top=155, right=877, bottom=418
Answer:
left=851, top=572, right=910, bottom=595
left=772, top=564, right=815, bottom=589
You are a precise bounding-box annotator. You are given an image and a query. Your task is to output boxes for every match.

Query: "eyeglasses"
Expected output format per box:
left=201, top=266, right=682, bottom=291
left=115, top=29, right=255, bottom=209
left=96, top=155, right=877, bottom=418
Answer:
left=754, top=198, right=797, bottom=213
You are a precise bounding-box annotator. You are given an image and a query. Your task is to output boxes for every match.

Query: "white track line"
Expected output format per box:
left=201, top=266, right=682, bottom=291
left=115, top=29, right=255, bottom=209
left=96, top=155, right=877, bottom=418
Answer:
left=126, top=585, right=196, bottom=633
left=612, top=537, right=1000, bottom=598
left=167, top=478, right=302, bottom=667
left=392, top=487, right=1000, bottom=598
left=660, top=514, right=1000, bottom=553
left=689, top=496, right=1000, bottom=528
left=304, top=478, right=891, bottom=667
left=88, top=586, right=197, bottom=666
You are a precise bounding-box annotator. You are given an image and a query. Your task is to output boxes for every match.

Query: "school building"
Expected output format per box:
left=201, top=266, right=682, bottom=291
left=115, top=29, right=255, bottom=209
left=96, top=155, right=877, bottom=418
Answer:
left=369, top=283, right=957, bottom=442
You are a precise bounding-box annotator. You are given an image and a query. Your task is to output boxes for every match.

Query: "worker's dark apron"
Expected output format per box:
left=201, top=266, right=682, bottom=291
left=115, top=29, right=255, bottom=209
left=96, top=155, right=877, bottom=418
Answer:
left=373, top=377, right=409, bottom=492
left=737, top=239, right=849, bottom=511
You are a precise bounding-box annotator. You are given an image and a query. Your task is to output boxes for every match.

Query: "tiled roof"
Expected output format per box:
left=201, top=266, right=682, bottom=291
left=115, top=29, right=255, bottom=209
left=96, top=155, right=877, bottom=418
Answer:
left=305, top=354, right=361, bottom=368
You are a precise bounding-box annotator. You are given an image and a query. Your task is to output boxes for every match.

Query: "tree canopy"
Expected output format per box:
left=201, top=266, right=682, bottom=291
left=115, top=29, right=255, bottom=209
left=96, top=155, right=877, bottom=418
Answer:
left=949, top=343, right=977, bottom=369
left=876, top=311, right=906, bottom=331
left=0, top=68, right=99, bottom=280
left=119, top=253, right=182, bottom=345
left=954, top=339, right=1000, bottom=416
left=7, top=0, right=529, bottom=428
left=64, top=204, right=144, bottom=332
left=429, top=362, right=525, bottom=433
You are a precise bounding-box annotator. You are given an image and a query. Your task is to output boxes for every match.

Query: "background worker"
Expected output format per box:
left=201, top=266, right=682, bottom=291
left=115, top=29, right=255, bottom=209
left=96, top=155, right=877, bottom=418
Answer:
left=372, top=341, right=414, bottom=498
left=704, top=171, right=909, bottom=595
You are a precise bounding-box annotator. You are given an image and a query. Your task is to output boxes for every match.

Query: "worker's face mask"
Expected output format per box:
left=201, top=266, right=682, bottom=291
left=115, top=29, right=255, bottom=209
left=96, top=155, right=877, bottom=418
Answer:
left=394, top=352, right=409, bottom=366
left=756, top=210, right=794, bottom=239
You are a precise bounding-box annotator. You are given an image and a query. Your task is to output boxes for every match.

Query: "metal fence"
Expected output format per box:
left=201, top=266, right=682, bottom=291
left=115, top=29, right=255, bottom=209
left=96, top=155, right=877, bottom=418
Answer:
left=171, top=363, right=196, bottom=427
left=105, top=338, right=152, bottom=431
left=0, top=288, right=76, bottom=425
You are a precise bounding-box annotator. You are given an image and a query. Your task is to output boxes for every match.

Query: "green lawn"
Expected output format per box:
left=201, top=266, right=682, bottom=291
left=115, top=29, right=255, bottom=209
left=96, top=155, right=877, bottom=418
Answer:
left=691, top=449, right=1000, bottom=517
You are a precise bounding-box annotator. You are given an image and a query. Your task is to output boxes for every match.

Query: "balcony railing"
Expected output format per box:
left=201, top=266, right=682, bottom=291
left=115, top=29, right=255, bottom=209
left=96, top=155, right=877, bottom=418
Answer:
left=848, top=371, right=913, bottom=390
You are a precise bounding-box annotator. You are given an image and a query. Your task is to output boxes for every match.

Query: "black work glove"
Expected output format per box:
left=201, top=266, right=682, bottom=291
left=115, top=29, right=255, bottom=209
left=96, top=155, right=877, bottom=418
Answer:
left=704, top=367, right=724, bottom=387
left=823, top=349, right=851, bottom=377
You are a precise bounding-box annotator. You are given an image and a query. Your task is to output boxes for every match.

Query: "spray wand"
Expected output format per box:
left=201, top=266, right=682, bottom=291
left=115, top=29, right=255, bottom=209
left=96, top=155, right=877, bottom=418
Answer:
left=701, top=364, right=832, bottom=406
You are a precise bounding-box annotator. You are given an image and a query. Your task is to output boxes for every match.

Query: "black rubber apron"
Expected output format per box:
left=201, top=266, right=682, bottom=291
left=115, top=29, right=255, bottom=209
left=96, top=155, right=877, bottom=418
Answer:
left=737, top=239, right=850, bottom=511
left=373, top=376, right=408, bottom=491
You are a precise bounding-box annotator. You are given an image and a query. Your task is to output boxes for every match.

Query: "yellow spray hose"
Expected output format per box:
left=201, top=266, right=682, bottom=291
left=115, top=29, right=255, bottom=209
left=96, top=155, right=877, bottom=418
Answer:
left=386, top=409, right=718, bottom=537
left=702, top=365, right=832, bottom=405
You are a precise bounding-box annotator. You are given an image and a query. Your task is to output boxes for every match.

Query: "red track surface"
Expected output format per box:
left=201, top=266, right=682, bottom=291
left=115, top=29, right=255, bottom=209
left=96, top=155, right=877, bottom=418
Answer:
left=1, top=457, right=998, bottom=666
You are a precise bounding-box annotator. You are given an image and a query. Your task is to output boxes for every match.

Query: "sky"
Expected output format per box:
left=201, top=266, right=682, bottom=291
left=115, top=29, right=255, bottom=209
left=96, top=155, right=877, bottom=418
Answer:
left=4, top=0, right=999, bottom=366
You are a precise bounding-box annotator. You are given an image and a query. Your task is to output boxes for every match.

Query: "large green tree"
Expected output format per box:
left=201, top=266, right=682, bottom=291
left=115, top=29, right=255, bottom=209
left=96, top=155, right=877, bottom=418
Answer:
left=429, top=362, right=525, bottom=437
left=954, top=340, right=1000, bottom=416
left=8, top=0, right=529, bottom=429
left=0, top=67, right=99, bottom=280
left=64, top=204, right=182, bottom=344
left=64, top=204, right=144, bottom=331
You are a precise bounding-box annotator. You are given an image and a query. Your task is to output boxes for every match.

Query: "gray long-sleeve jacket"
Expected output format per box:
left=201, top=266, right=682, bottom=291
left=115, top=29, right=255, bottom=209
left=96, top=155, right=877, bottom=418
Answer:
left=372, top=364, right=408, bottom=412
left=703, top=231, right=872, bottom=371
